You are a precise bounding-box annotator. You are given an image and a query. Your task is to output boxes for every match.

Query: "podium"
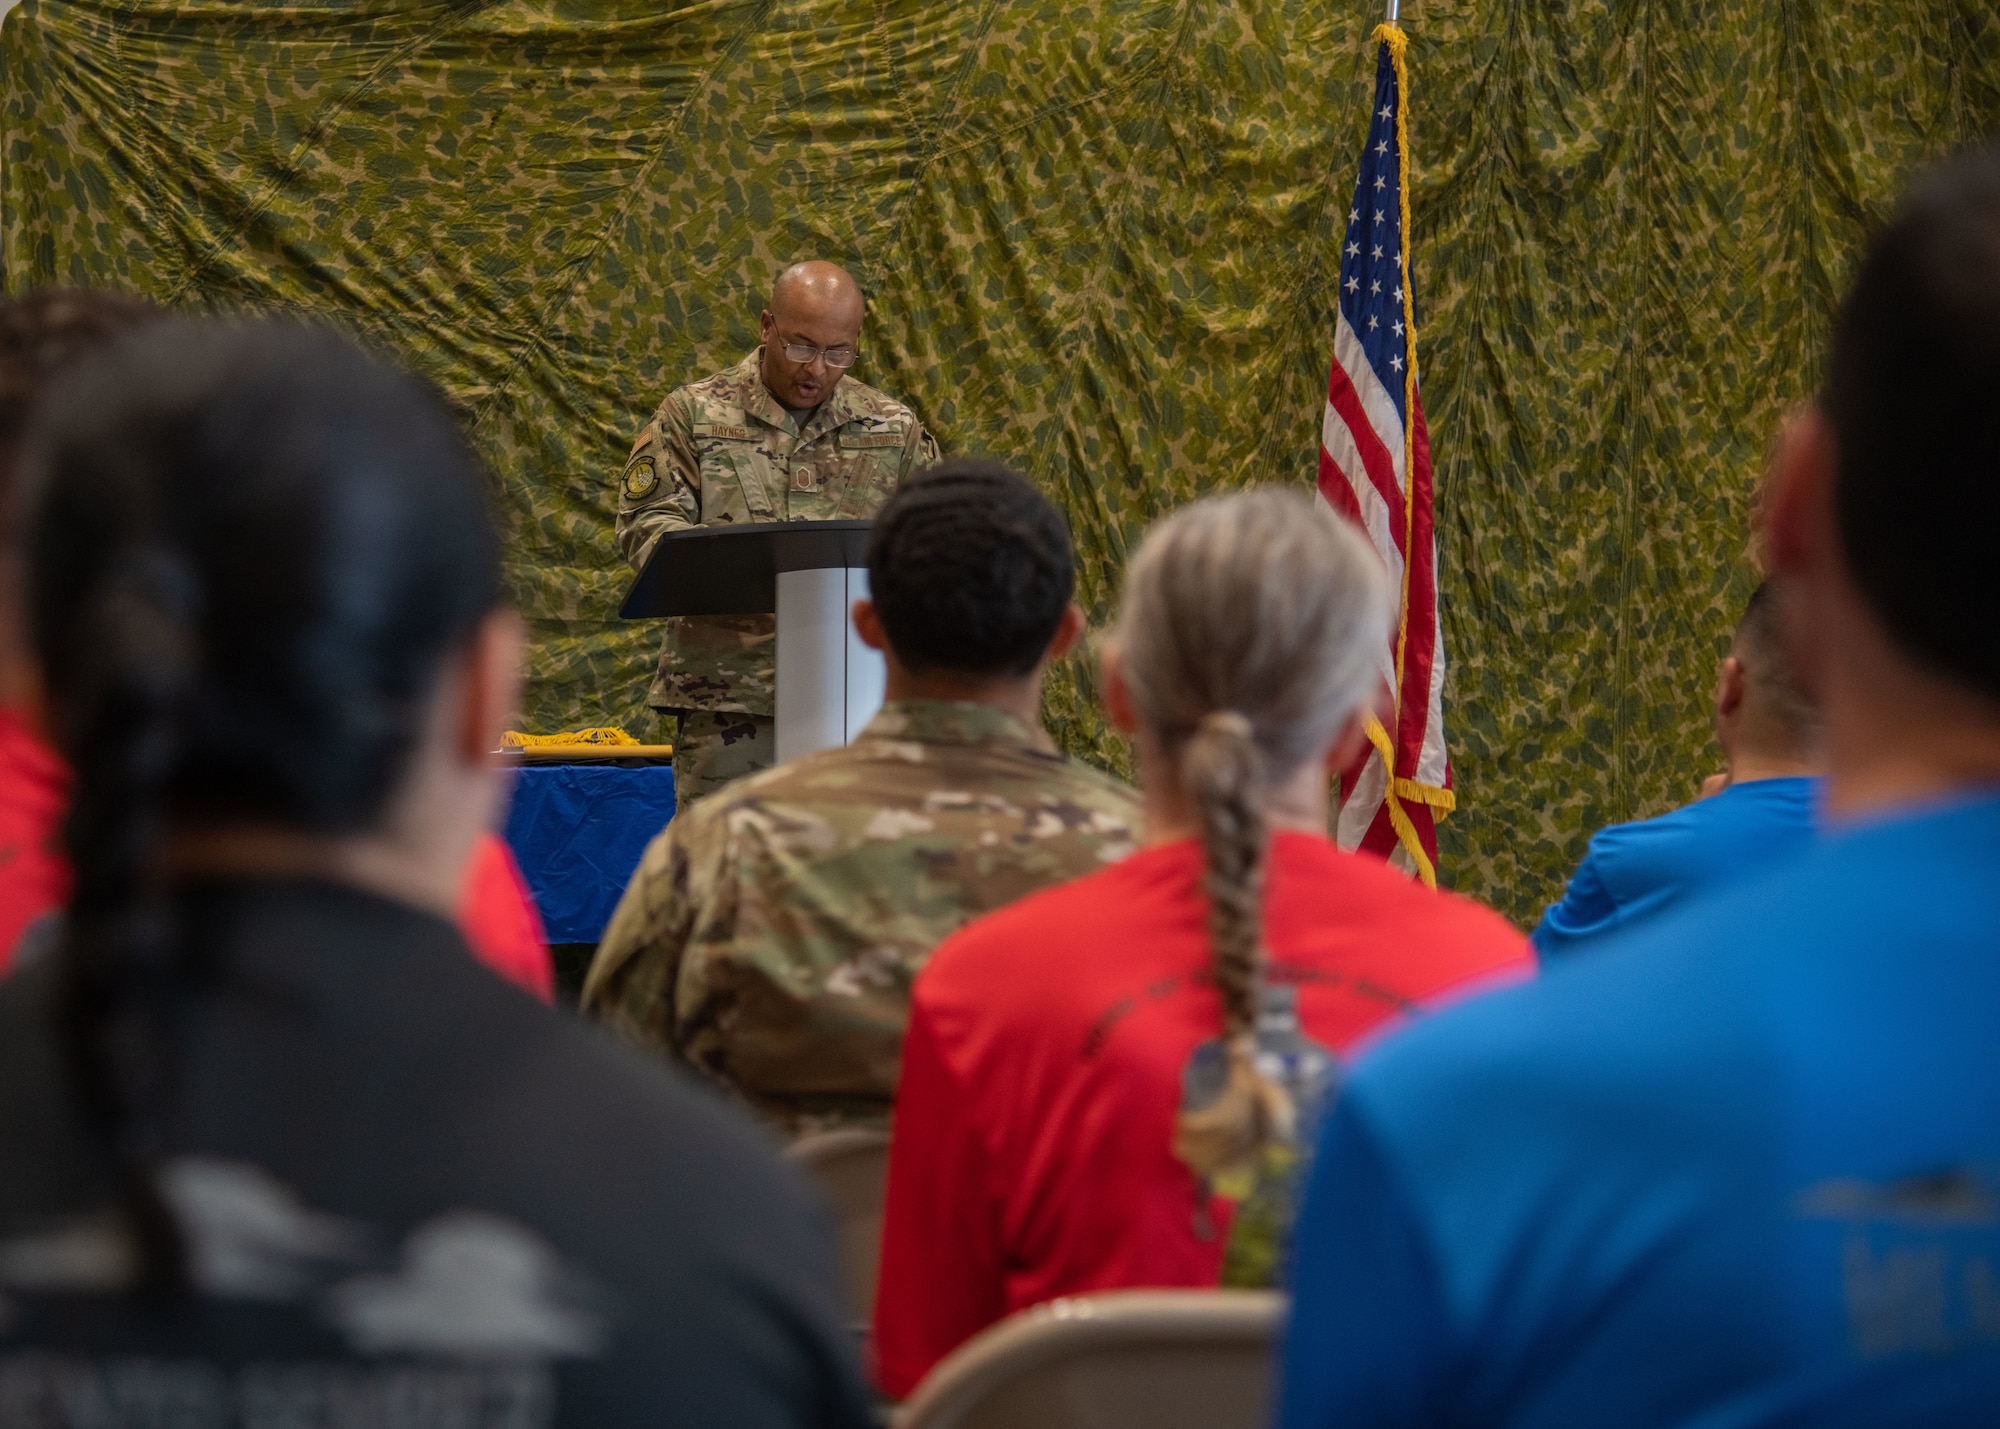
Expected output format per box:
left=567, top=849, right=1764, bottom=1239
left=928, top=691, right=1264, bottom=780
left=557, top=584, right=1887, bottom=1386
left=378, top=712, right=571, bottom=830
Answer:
left=620, top=520, right=887, bottom=763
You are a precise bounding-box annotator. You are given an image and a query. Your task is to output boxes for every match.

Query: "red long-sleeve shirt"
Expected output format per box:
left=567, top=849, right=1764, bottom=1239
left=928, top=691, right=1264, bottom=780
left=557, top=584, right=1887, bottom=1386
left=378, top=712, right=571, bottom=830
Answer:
left=0, top=705, right=551, bottom=1000
left=0, top=706, right=70, bottom=974
left=873, top=831, right=1530, bottom=1397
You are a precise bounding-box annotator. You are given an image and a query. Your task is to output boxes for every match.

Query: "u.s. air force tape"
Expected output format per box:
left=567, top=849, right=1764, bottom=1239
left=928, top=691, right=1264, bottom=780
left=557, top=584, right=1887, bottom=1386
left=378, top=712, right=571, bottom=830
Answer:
left=622, top=455, right=659, bottom=500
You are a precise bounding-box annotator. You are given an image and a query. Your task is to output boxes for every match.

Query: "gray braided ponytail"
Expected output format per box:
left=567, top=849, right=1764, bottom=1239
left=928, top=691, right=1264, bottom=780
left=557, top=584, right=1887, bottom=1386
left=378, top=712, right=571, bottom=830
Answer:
left=1112, top=490, right=1391, bottom=1186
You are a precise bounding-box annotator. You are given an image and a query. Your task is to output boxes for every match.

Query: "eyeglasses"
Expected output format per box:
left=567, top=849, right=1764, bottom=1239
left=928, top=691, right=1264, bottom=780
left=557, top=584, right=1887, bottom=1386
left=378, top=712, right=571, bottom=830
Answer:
left=780, top=340, right=858, bottom=369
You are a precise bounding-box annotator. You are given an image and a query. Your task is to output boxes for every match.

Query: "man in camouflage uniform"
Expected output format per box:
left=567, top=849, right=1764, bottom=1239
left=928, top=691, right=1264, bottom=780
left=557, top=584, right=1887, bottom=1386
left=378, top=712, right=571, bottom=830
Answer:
left=616, top=260, right=940, bottom=806
left=586, top=461, right=1140, bottom=1132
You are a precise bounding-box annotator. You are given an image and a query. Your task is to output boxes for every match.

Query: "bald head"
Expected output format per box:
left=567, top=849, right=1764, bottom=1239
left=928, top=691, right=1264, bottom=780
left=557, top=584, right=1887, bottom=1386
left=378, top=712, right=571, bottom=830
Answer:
left=771, top=261, right=863, bottom=318
left=760, top=261, right=866, bottom=412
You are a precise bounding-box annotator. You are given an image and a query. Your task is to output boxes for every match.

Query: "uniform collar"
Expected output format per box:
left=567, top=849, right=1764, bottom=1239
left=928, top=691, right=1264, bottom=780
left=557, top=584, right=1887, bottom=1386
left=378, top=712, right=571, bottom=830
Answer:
left=857, top=699, right=1058, bottom=754
left=738, top=347, right=861, bottom=439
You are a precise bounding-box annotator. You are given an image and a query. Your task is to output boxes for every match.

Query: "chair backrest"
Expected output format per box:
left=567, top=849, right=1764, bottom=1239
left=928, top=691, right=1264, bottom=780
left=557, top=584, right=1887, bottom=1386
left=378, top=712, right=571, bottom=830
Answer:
left=786, top=1126, right=892, bottom=1323
left=894, top=1289, right=1285, bottom=1429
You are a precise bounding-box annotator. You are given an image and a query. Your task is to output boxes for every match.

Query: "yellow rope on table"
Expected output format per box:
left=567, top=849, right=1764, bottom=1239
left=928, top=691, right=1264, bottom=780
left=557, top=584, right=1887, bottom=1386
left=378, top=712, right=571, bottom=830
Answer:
left=499, top=726, right=639, bottom=748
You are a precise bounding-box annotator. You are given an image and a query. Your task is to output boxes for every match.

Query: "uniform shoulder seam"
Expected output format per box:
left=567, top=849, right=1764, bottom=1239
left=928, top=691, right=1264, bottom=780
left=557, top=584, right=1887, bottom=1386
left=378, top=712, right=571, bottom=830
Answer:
left=676, top=367, right=751, bottom=408
left=837, top=376, right=918, bottom=417
left=1044, top=756, right=1141, bottom=803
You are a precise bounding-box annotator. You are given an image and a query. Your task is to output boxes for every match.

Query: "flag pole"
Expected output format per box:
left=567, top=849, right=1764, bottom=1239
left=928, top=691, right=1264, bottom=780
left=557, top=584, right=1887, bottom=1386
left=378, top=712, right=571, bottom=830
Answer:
left=1385, top=0, right=1399, bottom=20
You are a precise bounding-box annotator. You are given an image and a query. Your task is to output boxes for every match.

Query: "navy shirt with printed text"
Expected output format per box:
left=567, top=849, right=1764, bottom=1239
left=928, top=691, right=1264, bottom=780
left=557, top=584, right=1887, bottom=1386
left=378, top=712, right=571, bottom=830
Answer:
left=0, top=877, right=871, bottom=1429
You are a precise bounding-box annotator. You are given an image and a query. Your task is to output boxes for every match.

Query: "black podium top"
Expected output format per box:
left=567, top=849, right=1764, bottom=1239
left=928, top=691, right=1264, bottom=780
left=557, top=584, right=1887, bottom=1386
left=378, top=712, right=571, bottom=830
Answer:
left=619, top=519, right=872, bottom=618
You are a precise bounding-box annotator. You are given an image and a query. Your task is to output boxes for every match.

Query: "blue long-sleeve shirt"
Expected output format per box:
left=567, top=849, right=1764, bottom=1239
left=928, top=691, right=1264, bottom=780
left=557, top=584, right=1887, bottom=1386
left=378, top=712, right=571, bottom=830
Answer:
left=1530, top=776, right=1819, bottom=960
left=1280, top=790, right=2000, bottom=1429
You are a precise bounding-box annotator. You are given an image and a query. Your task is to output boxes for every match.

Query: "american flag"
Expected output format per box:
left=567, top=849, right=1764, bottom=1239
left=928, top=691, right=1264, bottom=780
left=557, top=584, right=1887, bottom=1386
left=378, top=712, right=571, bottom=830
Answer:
left=1316, top=22, right=1453, bottom=886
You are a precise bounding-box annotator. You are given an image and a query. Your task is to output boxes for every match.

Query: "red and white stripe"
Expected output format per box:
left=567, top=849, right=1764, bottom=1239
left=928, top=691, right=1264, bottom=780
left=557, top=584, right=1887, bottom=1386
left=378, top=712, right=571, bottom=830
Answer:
left=1316, top=312, right=1452, bottom=882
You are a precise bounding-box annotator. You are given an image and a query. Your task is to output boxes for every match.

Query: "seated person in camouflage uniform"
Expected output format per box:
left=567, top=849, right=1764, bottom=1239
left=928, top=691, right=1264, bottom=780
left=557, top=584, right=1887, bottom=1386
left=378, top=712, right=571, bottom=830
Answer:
left=584, top=459, right=1141, bottom=1131
left=615, top=260, right=941, bottom=807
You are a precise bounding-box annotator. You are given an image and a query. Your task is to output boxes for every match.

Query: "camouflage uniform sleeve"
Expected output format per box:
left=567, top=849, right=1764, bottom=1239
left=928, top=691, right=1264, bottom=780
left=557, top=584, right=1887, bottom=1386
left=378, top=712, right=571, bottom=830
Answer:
left=901, top=415, right=941, bottom=480
left=614, top=388, right=703, bottom=573
left=581, top=823, right=702, bottom=1057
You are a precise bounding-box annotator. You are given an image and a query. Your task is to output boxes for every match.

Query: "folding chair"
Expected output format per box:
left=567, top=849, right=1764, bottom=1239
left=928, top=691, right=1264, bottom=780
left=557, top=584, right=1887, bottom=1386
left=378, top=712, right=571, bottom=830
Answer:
left=787, top=1126, right=892, bottom=1323
left=894, top=1289, right=1284, bottom=1429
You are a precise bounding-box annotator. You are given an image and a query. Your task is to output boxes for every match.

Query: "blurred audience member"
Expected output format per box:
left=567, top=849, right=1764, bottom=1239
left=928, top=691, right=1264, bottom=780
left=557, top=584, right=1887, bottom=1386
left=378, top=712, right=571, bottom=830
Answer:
left=0, top=668, right=65, bottom=967
left=1279, top=146, right=2000, bottom=1429
left=0, top=291, right=160, bottom=968
left=873, top=490, right=1529, bottom=1398
left=459, top=831, right=553, bottom=1001
left=1532, top=579, right=1821, bottom=959
left=0, top=291, right=553, bottom=995
left=0, top=318, right=870, bottom=1426
left=586, top=459, right=1139, bottom=1132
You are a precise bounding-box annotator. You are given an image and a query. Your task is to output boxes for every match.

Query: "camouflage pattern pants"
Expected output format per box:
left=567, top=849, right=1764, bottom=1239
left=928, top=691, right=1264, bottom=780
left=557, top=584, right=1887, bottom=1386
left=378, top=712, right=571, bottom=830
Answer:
left=666, top=710, right=775, bottom=808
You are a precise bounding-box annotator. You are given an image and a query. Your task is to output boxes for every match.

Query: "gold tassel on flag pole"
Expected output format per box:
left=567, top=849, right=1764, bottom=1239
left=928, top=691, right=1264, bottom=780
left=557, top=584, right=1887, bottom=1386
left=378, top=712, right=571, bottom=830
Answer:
left=1322, top=0, right=1453, bottom=884
left=1367, top=0, right=1453, bottom=886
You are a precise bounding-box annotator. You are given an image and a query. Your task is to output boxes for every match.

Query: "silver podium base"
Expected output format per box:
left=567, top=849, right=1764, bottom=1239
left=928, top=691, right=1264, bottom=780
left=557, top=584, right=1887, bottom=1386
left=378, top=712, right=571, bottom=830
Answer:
left=774, top=566, right=887, bottom=764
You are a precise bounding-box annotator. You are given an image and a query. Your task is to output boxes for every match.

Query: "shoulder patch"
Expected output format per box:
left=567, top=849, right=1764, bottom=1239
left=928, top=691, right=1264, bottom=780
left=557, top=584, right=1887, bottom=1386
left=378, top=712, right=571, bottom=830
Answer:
left=621, top=455, right=659, bottom=501
left=692, top=422, right=754, bottom=441
left=628, top=428, right=652, bottom=459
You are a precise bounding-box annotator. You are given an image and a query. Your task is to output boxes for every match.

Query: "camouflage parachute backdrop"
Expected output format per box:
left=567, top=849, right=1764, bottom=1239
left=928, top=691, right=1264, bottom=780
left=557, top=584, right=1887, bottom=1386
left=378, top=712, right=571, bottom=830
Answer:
left=5, top=0, right=1997, bottom=923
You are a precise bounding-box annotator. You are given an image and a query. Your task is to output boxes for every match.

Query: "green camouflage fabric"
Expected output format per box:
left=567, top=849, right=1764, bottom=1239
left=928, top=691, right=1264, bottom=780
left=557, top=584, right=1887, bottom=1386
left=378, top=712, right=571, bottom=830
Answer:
left=617, top=348, right=939, bottom=716
left=582, top=699, right=1141, bottom=1132
left=1217, top=1140, right=1304, bottom=1291
left=7, top=0, right=1996, bottom=922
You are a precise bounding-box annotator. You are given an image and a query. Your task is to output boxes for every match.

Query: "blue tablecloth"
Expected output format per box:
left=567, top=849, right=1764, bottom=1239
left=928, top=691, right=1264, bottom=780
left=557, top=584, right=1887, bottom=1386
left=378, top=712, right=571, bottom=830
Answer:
left=502, top=763, right=677, bottom=944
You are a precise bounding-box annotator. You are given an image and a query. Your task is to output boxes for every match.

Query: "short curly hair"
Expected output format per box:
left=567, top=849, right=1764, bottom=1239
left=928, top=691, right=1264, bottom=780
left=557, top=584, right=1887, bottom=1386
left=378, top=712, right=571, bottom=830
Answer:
left=864, top=458, right=1074, bottom=678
